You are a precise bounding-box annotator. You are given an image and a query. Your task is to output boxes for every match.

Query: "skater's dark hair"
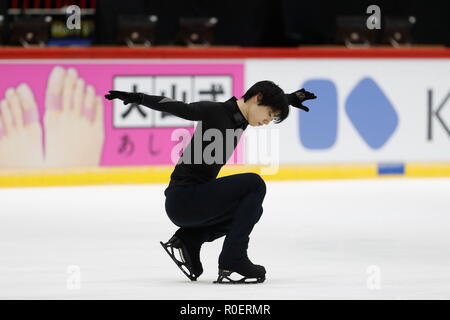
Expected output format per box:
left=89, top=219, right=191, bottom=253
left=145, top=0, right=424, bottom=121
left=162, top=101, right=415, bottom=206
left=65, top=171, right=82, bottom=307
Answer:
left=242, top=80, right=289, bottom=124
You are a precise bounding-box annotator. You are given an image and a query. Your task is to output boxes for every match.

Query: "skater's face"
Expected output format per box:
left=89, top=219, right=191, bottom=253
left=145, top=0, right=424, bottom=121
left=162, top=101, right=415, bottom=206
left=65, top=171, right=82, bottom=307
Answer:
left=247, top=94, right=279, bottom=127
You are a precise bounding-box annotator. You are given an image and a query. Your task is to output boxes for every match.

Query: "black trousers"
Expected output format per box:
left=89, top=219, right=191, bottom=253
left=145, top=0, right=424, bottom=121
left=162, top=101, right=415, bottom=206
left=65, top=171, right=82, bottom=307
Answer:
left=164, top=172, right=266, bottom=264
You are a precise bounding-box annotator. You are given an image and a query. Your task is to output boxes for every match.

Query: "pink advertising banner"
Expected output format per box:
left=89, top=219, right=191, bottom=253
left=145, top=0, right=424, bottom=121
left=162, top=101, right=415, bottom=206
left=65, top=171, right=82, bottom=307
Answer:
left=0, top=62, right=244, bottom=169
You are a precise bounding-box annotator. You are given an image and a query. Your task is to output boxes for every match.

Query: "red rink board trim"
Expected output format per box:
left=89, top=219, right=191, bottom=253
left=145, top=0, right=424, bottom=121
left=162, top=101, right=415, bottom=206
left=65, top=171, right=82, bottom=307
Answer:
left=0, top=47, right=449, bottom=59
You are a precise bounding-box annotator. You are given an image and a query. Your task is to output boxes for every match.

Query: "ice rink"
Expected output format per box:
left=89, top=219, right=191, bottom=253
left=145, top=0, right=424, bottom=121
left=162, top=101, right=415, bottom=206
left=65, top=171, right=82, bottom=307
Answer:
left=1, top=178, right=449, bottom=299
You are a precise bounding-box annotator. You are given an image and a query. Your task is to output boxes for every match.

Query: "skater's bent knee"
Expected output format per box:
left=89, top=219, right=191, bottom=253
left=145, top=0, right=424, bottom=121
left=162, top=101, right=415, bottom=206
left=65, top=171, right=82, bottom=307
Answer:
left=245, top=173, right=266, bottom=194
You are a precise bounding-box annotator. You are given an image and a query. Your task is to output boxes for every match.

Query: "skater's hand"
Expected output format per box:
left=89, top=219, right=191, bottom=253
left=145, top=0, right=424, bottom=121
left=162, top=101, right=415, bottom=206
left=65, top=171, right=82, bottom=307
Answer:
left=286, top=88, right=317, bottom=112
left=104, top=90, right=143, bottom=105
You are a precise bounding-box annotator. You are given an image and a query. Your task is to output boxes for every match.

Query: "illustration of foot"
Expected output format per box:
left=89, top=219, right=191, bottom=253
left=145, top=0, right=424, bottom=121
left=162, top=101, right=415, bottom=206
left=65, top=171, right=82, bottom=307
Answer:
left=44, top=66, right=105, bottom=167
left=0, top=83, right=44, bottom=169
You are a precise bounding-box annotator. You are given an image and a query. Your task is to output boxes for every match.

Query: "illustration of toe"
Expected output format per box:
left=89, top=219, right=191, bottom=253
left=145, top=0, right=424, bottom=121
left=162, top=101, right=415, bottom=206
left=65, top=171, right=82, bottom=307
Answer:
left=62, top=68, right=78, bottom=111
left=83, top=85, right=95, bottom=122
left=46, top=66, right=66, bottom=111
left=16, top=83, right=39, bottom=126
left=73, top=78, right=85, bottom=116
left=94, top=96, right=104, bottom=127
left=5, top=88, right=24, bottom=129
left=0, top=113, right=4, bottom=139
left=0, top=99, right=14, bottom=135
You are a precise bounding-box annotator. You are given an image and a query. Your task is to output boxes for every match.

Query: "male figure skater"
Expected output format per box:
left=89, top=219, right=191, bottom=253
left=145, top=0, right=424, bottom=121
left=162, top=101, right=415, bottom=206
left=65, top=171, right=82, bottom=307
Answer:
left=105, top=81, right=316, bottom=284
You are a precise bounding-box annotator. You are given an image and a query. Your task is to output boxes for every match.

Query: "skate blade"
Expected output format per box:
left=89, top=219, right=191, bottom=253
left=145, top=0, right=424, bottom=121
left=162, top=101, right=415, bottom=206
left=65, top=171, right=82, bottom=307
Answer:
left=160, top=241, right=197, bottom=281
left=213, top=270, right=265, bottom=284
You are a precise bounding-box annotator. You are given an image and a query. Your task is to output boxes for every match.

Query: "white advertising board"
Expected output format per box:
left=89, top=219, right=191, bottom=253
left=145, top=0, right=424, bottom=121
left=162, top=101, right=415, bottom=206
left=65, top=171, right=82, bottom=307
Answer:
left=245, top=59, right=450, bottom=164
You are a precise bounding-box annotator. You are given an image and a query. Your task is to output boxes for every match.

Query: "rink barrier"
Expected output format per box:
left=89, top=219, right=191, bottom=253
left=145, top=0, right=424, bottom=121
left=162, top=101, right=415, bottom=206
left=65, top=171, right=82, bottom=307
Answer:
left=1, top=47, right=449, bottom=187
left=1, top=162, right=450, bottom=188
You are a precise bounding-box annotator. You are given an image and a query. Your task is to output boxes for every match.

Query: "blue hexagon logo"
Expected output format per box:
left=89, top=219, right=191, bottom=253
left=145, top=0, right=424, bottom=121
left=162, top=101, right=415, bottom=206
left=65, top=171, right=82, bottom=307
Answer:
left=345, top=77, right=398, bottom=149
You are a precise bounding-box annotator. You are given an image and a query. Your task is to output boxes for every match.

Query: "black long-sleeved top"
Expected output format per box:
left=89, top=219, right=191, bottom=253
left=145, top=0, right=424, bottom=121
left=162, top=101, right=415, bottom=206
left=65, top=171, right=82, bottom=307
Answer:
left=138, top=94, right=249, bottom=194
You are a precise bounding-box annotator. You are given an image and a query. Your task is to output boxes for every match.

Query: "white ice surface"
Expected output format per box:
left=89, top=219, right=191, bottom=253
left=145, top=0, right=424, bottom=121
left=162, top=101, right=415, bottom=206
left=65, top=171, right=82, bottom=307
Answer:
left=0, top=178, right=449, bottom=299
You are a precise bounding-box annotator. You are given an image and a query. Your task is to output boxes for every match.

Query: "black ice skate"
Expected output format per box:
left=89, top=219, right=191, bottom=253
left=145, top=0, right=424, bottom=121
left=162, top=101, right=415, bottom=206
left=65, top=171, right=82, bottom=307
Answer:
left=160, top=236, right=203, bottom=281
left=214, top=257, right=266, bottom=284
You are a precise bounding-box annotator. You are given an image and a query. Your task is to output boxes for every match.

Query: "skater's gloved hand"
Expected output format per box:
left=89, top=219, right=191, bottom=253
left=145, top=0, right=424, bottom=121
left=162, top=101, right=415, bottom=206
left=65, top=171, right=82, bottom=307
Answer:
left=104, top=90, right=143, bottom=105
left=285, top=88, right=317, bottom=112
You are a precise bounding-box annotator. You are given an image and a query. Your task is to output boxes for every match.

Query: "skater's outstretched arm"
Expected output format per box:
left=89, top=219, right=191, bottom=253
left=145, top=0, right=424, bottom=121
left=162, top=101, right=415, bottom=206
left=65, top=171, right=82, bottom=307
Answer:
left=104, top=90, right=211, bottom=121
